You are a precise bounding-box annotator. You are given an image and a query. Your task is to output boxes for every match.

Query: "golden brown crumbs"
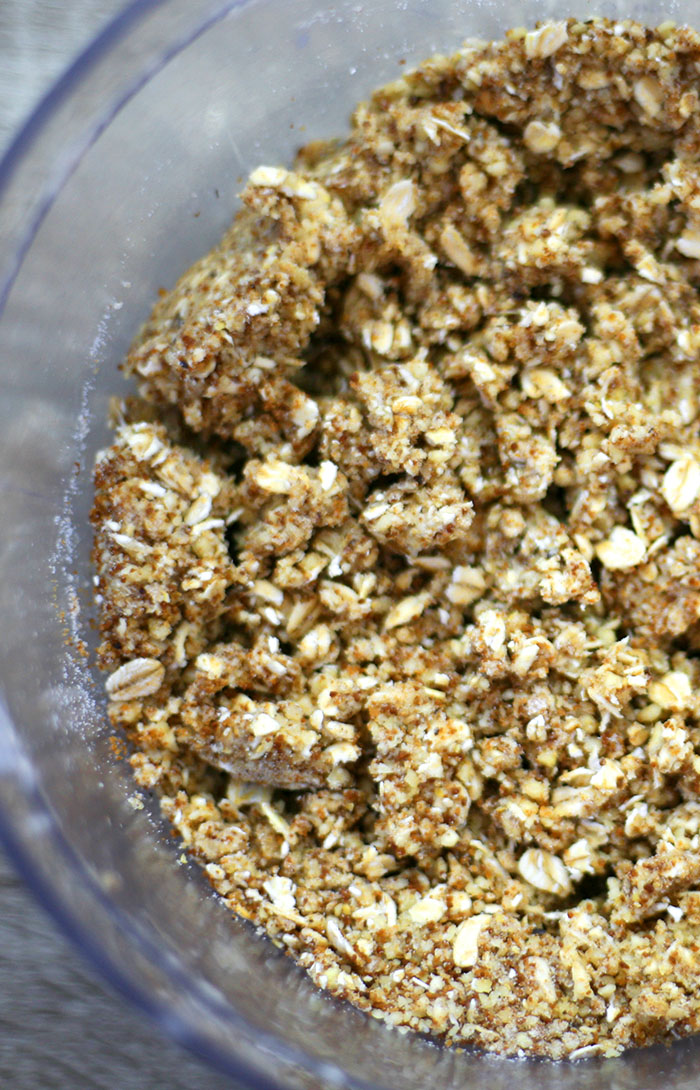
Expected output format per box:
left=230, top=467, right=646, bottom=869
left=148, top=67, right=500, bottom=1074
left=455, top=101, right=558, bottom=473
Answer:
left=92, top=18, right=700, bottom=1059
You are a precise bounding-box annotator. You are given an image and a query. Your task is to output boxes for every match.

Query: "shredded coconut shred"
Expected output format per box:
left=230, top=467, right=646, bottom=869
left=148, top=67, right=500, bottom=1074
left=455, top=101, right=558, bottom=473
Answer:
left=92, top=19, right=700, bottom=1059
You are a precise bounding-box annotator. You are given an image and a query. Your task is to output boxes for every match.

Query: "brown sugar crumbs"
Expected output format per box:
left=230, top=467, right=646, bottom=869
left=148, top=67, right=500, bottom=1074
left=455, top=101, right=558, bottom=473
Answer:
left=91, top=19, right=700, bottom=1059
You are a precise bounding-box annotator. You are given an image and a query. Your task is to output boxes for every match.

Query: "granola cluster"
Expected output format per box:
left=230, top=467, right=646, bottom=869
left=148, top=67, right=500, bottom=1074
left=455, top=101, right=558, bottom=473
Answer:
left=92, top=19, right=700, bottom=1058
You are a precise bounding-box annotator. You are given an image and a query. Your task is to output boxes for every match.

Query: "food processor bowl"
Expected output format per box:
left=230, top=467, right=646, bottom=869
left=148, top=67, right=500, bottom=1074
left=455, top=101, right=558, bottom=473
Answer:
left=0, top=1, right=698, bottom=1086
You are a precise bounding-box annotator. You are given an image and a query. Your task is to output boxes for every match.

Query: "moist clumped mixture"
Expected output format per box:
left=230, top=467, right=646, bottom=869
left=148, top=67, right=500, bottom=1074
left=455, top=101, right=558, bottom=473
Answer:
left=92, top=19, right=700, bottom=1058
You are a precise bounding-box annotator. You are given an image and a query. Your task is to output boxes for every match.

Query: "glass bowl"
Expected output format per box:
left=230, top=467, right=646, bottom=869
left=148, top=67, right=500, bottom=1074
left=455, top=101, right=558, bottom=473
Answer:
left=1, top=1, right=699, bottom=1087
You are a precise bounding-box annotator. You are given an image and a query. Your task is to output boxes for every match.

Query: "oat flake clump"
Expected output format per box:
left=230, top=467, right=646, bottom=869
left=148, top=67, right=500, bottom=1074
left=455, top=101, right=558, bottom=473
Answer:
left=92, top=19, right=700, bottom=1059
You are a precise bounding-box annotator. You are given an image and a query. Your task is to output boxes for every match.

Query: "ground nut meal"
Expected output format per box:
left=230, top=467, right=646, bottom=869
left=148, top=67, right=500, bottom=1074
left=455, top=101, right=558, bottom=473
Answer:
left=91, top=19, right=700, bottom=1058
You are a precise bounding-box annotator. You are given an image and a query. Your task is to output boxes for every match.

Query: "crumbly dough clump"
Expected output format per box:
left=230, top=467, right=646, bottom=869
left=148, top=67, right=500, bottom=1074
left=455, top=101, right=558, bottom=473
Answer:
left=92, top=19, right=700, bottom=1059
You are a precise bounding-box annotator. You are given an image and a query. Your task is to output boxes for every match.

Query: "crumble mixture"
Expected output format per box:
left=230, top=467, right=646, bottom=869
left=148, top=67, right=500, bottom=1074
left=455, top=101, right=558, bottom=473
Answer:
left=91, top=19, right=700, bottom=1059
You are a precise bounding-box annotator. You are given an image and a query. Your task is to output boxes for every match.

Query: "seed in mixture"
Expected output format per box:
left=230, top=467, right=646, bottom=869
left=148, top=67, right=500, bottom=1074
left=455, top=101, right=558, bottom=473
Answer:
left=92, top=18, right=700, bottom=1060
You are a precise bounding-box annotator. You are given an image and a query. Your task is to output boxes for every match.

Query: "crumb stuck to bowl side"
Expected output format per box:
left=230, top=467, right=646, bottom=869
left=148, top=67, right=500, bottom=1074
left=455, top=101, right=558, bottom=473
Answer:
left=91, top=18, right=700, bottom=1059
